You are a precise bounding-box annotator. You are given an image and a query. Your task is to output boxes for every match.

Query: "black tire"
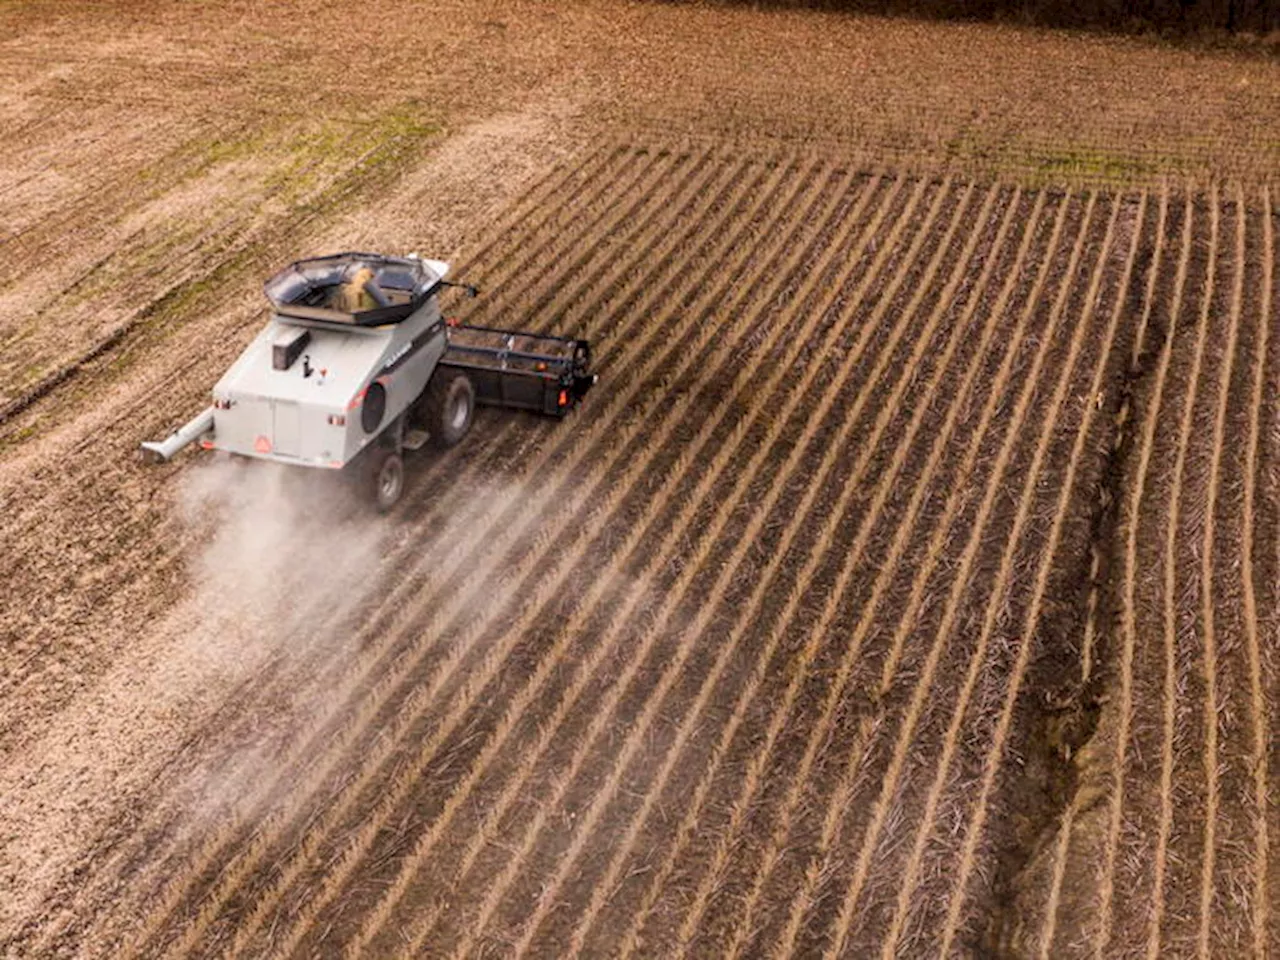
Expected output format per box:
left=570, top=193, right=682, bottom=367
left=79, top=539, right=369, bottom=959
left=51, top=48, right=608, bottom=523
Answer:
left=423, top=370, right=475, bottom=449
left=370, top=450, right=404, bottom=513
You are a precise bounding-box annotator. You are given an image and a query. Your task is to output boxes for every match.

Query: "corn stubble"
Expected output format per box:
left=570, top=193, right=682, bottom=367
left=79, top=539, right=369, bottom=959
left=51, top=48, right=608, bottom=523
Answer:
left=6, top=9, right=1279, bottom=957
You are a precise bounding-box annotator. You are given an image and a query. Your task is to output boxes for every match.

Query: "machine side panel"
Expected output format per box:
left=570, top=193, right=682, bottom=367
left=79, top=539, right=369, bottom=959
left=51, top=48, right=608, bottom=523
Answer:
left=272, top=401, right=302, bottom=458
left=214, top=396, right=275, bottom=456
left=343, top=302, right=447, bottom=460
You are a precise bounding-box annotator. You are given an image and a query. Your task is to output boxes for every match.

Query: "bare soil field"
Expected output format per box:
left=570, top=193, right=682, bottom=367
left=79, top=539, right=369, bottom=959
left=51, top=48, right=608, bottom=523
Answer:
left=1, top=1, right=1278, bottom=958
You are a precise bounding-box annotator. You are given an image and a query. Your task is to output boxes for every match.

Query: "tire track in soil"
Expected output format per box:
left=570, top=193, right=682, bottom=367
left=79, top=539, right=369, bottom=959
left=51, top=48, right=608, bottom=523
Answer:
left=1093, top=191, right=1193, bottom=957
left=123, top=146, right=769, bottom=959
left=820, top=192, right=1110, bottom=958
left=883, top=192, right=1138, bottom=959
left=1032, top=186, right=1163, bottom=960
left=930, top=195, right=1139, bottom=956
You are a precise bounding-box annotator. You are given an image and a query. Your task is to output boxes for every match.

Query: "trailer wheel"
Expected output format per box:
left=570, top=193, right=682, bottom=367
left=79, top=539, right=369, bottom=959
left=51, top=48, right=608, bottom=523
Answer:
left=371, top=450, right=404, bottom=513
left=424, top=371, right=475, bottom=449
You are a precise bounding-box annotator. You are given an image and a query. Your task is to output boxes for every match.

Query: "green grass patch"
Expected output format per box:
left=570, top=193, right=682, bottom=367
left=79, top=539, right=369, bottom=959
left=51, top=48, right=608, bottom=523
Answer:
left=942, top=128, right=1173, bottom=189
left=1029, top=145, right=1158, bottom=182
left=1, top=101, right=443, bottom=444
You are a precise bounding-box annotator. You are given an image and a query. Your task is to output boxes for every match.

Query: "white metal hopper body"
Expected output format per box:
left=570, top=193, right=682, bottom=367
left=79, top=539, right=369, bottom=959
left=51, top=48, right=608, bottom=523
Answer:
left=144, top=253, right=452, bottom=467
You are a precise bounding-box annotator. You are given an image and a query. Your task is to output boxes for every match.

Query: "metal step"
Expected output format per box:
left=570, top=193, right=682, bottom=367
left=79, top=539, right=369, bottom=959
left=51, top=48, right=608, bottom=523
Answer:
left=403, top=427, right=430, bottom=451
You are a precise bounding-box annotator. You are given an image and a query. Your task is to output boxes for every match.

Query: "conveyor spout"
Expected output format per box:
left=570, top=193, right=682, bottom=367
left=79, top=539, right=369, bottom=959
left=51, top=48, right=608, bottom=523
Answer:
left=140, top=406, right=215, bottom=462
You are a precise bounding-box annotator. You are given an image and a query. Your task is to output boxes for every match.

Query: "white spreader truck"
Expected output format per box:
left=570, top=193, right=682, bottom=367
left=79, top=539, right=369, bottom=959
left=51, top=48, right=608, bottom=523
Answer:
left=142, top=252, right=596, bottom=510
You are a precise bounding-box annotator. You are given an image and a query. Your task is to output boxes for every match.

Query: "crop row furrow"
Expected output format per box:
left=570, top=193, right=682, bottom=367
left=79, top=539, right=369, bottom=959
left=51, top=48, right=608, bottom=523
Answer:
left=362, top=147, right=726, bottom=590
left=333, top=162, right=868, bottom=957
left=111, top=142, right=664, bottom=957
left=586, top=179, right=998, bottom=960
left=471, top=145, right=670, bottom=319
left=381, top=144, right=688, bottom=511
left=1241, top=187, right=1273, bottom=958
left=247, top=158, right=835, bottom=958
left=1148, top=190, right=1219, bottom=960
left=1035, top=185, right=1167, bottom=959
left=78, top=142, right=621, bottom=930
left=124, top=146, right=759, bottom=959
left=343, top=165, right=882, bottom=958
left=328, top=148, right=754, bottom=643
left=479, top=177, right=957, bottom=960
left=634, top=181, right=989, bottom=957
left=590, top=180, right=1007, bottom=960
left=823, top=192, right=1109, bottom=958
left=185, top=152, right=781, bottom=957
left=1196, top=186, right=1245, bottom=958
left=656, top=186, right=1020, bottom=959
left=755, top=191, right=1075, bottom=960
left=668, top=186, right=1048, bottom=960
left=927, top=194, right=1138, bottom=956
left=390, top=166, right=894, bottom=960
left=1096, top=192, right=1192, bottom=955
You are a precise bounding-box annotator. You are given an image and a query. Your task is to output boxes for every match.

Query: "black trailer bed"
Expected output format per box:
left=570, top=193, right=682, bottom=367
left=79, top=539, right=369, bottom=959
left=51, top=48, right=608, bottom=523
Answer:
left=440, top=323, right=596, bottom=418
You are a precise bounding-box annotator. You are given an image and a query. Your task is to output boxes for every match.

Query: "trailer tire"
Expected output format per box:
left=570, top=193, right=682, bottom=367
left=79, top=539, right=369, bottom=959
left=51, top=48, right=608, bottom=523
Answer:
left=424, top=370, right=474, bottom=449
left=370, top=450, right=404, bottom=513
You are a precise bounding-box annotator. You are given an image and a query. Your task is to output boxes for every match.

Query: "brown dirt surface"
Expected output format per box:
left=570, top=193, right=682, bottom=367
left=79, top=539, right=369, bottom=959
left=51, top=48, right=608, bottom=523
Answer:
left=2, top=2, right=1278, bottom=958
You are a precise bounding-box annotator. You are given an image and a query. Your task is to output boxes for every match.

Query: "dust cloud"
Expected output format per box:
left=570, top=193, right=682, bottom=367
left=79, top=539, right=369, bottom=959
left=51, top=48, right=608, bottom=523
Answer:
left=157, top=456, right=399, bottom=823
left=1, top=439, right=579, bottom=952
left=0, top=456, right=393, bottom=946
left=176, top=455, right=389, bottom=662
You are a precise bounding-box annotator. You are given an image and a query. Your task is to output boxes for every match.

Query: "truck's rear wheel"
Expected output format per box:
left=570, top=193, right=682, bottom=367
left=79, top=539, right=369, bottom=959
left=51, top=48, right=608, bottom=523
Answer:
left=424, top=370, right=475, bottom=449
left=371, top=450, right=404, bottom=513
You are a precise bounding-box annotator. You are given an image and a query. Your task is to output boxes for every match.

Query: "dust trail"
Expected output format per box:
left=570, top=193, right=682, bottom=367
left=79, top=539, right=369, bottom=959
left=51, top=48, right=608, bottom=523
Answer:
left=176, top=456, right=388, bottom=659
left=0, top=455, right=392, bottom=948
left=158, top=457, right=392, bottom=817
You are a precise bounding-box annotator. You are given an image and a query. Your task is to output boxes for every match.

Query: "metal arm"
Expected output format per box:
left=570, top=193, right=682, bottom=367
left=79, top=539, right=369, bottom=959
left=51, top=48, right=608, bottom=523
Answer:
left=140, top=406, right=215, bottom=462
left=436, top=279, right=480, bottom=298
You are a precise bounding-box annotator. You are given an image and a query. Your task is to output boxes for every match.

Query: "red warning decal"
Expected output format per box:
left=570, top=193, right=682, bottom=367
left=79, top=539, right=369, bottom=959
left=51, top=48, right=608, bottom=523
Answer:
left=254, top=435, right=272, bottom=454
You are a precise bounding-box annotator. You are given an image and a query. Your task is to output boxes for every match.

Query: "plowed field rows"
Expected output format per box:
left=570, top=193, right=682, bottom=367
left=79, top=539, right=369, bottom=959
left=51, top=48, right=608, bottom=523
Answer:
left=1013, top=188, right=1280, bottom=959
left=10, top=144, right=1275, bottom=958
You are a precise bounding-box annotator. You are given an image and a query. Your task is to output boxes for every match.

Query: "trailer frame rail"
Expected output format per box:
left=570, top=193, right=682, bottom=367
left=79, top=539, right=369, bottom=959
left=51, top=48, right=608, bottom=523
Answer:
left=440, top=322, right=596, bottom=418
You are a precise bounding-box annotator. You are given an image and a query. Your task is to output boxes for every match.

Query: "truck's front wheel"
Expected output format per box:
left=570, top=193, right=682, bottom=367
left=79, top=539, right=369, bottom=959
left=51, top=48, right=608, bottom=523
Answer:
left=424, top=370, right=475, bottom=449
left=371, top=450, right=404, bottom=513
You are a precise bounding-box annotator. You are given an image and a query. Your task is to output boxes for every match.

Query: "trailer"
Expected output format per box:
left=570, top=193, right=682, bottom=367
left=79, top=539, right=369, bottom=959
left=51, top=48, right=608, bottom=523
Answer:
left=141, top=252, right=596, bottom=511
left=441, top=323, right=595, bottom=418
